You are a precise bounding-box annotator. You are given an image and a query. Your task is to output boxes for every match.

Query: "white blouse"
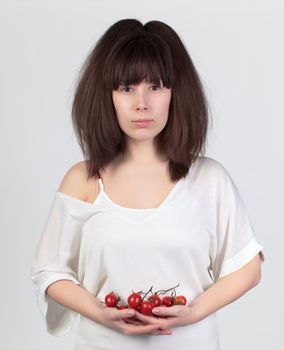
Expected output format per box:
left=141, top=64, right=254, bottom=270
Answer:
left=30, top=156, right=265, bottom=349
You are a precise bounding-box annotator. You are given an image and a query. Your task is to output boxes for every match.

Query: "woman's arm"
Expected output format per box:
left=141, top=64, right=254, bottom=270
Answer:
left=190, top=253, right=262, bottom=322
left=46, top=280, right=104, bottom=321
left=46, top=280, right=172, bottom=335
left=141, top=253, right=262, bottom=327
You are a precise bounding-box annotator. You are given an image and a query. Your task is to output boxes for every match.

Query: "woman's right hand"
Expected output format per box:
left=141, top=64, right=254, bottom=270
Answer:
left=94, top=304, right=172, bottom=336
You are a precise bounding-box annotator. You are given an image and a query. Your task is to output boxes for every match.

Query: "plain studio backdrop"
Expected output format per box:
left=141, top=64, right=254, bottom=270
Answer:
left=0, top=0, right=283, bottom=349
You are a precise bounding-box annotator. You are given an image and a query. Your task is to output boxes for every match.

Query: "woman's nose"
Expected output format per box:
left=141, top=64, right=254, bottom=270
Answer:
left=136, top=104, right=147, bottom=111
left=135, top=90, right=149, bottom=111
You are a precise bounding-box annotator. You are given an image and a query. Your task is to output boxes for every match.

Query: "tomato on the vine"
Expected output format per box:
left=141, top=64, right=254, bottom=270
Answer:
left=140, top=301, right=154, bottom=315
left=105, top=292, right=120, bottom=307
left=174, top=295, right=187, bottom=305
left=127, top=292, right=142, bottom=309
left=148, top=295, right=162, bottom=307
left=104, top=284, right=187, bottom=318
left=161, top=295, right=174, bottom=307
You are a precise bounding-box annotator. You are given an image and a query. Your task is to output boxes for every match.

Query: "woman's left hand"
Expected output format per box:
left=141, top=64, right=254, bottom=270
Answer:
left=132, top=304, right=202, bottom=329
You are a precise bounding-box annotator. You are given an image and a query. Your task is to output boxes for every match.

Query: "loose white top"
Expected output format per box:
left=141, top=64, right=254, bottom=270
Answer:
left=30, top=156, right=264, bottom=349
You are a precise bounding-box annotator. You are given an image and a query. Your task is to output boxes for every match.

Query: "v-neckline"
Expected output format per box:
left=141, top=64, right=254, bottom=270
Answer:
left=55, top=159, right=198, bottom=224
left=92, top=172, right=190, bottom=225
left=98, top=176, right=185, bottom=211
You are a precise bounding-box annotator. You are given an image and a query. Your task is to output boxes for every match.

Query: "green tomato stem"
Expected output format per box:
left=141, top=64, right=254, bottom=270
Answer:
left=141, top=285, right=153, bottom=302
left=155, top=283, right=180, bottom=295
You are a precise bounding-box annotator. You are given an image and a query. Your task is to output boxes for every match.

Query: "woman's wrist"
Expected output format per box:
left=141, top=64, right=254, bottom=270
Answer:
left=89, top=295, right=106, bottom=322
left=185, top=301, right=205, bottom=325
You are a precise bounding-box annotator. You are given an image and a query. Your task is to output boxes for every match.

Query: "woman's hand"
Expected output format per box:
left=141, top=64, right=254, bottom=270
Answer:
left=133, top=304, right=201, bottom=329
left=95, top=305, right=173, bottom=336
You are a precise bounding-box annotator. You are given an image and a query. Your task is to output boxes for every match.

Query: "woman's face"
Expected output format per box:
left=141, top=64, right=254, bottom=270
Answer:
left=112, top=79, right=172, bottom=142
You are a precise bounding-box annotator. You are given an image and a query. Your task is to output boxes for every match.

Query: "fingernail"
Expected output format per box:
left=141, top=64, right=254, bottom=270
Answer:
left=153, top=308, right=160, bottom=313
left=127, top=310, right=134, bottom=315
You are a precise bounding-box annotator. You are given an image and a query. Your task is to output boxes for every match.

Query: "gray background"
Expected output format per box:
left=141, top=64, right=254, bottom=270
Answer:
left=0, top=0, right=283, bottom=348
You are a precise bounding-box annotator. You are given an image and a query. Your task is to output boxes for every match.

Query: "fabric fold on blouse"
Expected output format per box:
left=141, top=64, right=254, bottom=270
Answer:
left=30, top=192, right=101, bottom=336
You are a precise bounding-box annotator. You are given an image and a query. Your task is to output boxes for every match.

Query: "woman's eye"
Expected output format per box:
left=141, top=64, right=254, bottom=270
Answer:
left=118, top=85, right=160, bottom=92
left=120, top=86, right=132, bottom=92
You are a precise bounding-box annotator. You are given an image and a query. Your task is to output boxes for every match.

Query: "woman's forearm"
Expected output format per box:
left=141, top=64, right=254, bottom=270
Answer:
left=46, top=280, right=103, bottom=322
left=189, top=255, right=261, bottom=322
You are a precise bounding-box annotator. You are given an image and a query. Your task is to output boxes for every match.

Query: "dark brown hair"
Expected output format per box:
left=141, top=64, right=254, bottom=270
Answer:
left=71, top=19, right=211, bottom=181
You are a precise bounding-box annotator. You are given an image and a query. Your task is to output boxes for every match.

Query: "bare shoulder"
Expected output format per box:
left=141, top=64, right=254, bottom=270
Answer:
left=57, top=160, right=98, bottom=202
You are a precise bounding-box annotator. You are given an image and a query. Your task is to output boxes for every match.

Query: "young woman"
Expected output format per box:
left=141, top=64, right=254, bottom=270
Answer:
left=31, top=19, right=265, bottom=350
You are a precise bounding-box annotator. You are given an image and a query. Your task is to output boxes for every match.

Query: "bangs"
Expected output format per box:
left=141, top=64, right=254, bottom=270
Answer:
left=103, top=34, right=174, bottom=90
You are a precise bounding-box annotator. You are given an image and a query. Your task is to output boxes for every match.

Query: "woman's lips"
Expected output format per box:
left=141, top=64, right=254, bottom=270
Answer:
left=132, top=120, right=153, bottom=127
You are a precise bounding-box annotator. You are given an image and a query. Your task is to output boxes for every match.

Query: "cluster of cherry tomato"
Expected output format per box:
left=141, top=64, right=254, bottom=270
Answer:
left=103, top=283, right=187, bottom=317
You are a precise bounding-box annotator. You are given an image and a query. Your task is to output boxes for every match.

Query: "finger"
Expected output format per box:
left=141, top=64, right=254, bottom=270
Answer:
left=152, top=305, right=180, bottom=317
left=134, top=312, right=172, bottom=331
left=134, top=311, right=162, bottom=325
left=110, top=308, right=135, bottom=321
left=124, top=318, right=145, bottom=326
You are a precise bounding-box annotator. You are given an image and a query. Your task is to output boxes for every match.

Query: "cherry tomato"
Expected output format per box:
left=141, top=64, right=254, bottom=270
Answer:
left=174, top=295, right=187, bottom=305
left=136, top=303, right=141, bottom=313
left=140, top=301, right=154, bottom=315
left=161, top=296, right=174, bottom=307
left=148, top=295, right=162, bottom=307
left=127, top=293, right=142, bottom=309
left=105, top=292, right=120, bottom=307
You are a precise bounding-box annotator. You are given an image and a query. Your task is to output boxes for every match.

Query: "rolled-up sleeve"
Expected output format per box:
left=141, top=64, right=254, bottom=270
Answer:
left=30, top=191, right=86, bottom=336
left=210, top=163, right=265, bottom=281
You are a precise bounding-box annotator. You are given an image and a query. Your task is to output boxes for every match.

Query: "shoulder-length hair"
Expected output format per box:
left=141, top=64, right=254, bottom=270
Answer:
left=71, top=19, right=211, bottom=181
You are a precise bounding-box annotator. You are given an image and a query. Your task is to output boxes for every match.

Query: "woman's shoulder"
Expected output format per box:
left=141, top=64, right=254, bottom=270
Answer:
left=57, top=160, right=98, bottom=204
left=193, top=155, right=228, bottom=176
left=188, top=155, right=232, bottom=190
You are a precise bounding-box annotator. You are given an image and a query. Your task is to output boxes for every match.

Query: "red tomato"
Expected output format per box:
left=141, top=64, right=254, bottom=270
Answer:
left=148, top=295, right=162, bottom=307
left=105, top=292, right=119, bottom=307
left=161, top=296, right=174, bottom=307
left=140, top=301, right=154, bottom=316
left=127, top=293, right=142, bottom=309
left=174, top=295, right=187, bottom=305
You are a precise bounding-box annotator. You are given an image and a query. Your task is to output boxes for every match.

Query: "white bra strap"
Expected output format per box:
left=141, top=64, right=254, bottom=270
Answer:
left=98, top=176, right=104, bottom=192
